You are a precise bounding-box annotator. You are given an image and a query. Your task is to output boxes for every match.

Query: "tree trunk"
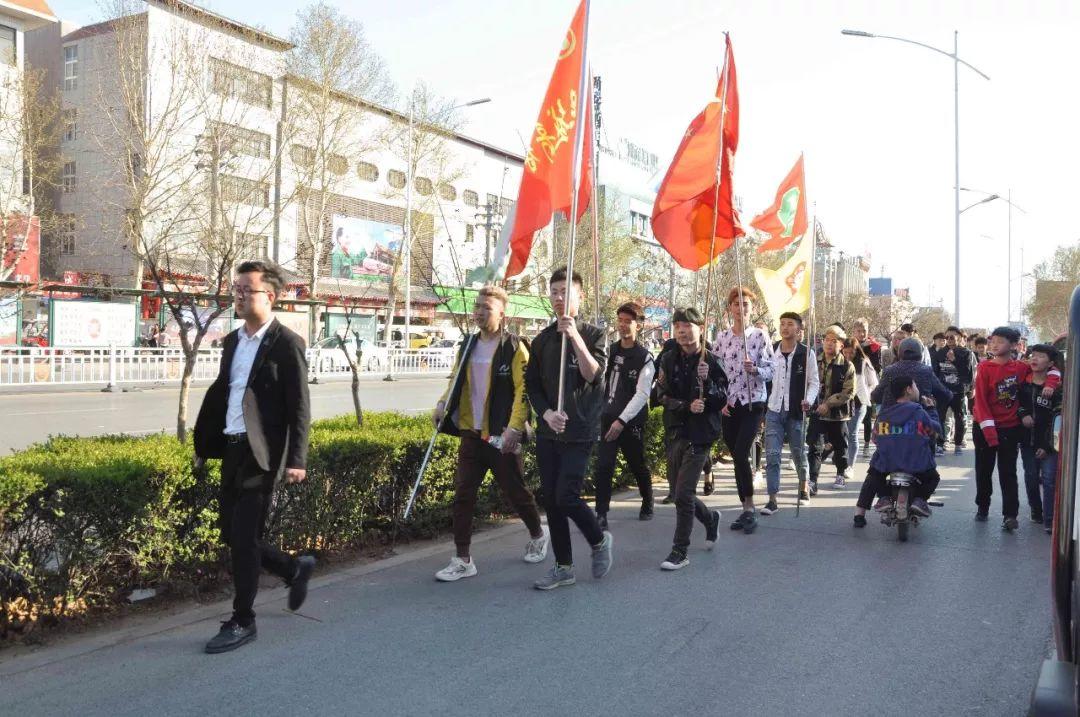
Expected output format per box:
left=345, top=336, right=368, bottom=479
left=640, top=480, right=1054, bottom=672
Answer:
left=176, top=350, right=195, bottom=442
left=350, top=366, right=363, bottom=428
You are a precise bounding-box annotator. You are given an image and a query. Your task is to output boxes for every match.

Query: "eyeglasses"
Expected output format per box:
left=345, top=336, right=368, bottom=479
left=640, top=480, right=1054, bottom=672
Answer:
left=232, top=285, right=270, bottom=297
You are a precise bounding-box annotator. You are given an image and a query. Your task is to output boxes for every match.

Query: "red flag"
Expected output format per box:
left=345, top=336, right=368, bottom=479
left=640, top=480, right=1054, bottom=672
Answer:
left=500, top=0, right=592, bottom=279
left=651, top=35, right=742, bottom=271
left=751, top=154, right=808, bottom=253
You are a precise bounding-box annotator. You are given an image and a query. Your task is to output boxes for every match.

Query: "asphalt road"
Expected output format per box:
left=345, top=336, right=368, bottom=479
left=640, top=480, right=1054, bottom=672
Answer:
left=0, top=377, right=449, bottom=453
left=0, top=452, right=1052, bottom=716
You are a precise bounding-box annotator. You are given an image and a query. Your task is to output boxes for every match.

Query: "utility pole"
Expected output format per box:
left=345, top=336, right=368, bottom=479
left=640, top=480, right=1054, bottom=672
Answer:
left=477, top=198, right=501, bottom=268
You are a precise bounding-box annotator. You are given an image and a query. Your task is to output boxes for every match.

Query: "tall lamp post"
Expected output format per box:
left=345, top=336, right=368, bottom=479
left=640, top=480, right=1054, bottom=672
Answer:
left=841, top=29, right=989, bottom=326
left=960, top=186, right=1026, bottom=321
left=401, top=96, right=491, bottom=360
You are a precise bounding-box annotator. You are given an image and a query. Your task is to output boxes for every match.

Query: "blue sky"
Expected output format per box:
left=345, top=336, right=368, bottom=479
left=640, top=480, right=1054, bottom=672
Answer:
left=49, top=0, right=1080, bottom=329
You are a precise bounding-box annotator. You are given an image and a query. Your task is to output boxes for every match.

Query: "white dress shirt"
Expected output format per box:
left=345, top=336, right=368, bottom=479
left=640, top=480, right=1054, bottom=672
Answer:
left=225, top=319, right=274, bottom=435
left=767, top=344, right=820, bottom=413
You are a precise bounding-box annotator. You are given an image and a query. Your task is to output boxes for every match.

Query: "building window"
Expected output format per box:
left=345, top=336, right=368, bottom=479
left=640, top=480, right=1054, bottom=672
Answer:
left=59, top=214, right=76, bottom=255
left=62, top=108, right=77, bottom=141
left=290, top=144, right=315, bottom=168
left=387, top=169, right=406, bottom=189
left=221, top=175, right=270, bottom=207
left=437, top=182, right=456, bottom=202
left=463, top=190, right=478, bottom=207
left=486, top=193, right=498, bottom=210
left=415, top=176, right=433, bottom=196
left=63, top=45, right=78, bottom=91
left=62, top=161, right=76, bottom=192
left=236, top=232, right=269, bottom=258
left=500, top=197, right=514, bottom=215
left=209, top=121, right=271, bottom=159
left=209, top=57, right=272, bottom=109
left=464, top=225, right=474, bottom=243
left=327, top=154, right=348, bottom=176
left=0, top=25, right=15, bottom=67
left=356, top=161, right=378, bottom=182
left=630, top=210, right=650, bottom=238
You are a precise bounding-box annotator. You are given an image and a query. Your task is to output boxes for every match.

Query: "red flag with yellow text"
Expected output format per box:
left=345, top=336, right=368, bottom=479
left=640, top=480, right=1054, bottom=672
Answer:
left=751, top=154, right=807, bottom=253
left=497, top=0, right=592, bottom=279
left=651, top=35, right=742, bottom=271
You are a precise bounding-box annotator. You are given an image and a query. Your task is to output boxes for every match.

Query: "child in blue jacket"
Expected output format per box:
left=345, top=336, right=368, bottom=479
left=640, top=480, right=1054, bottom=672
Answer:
left=853, top=375, right=943, bottom=528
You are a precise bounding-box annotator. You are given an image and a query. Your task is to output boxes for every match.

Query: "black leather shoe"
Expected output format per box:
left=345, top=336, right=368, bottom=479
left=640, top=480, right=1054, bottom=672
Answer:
left=597, top=513, right=609, bottom=531
left=205, top=619, right=256, bottom=654
left=288, top=556, right=316, bottom=611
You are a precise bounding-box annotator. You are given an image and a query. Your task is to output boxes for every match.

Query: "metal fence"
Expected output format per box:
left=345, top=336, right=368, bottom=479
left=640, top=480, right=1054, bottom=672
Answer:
left=0, top=346, right=453, bottom=388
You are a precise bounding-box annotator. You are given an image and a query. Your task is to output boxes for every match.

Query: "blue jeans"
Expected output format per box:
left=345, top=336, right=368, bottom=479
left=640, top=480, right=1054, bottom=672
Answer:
left=765, top=409, right=808, bottom=496
left=846, top=403, right=868, bottom=469
left=1020, top=443, right=1059, bottom=525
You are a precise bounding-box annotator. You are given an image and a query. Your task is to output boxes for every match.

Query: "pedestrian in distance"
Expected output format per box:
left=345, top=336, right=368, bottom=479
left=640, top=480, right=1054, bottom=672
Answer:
left=871, top=337, right=953, bottom=410
left=806, top=325, right=856, bottom=493
left=763, top=311, right=819, bottom=509
left=971, top=326, right=1060, bottom=530
left=932, top=326, right=978, bottom=455
left=594, top=301, right=656, bottom=526
left=525, top=267, right=612, bottom=591
left=654, top=307, right=726, bottom=569
left=1017, top=344, right=1063, bottom=533
left=709, top=286, right=774, bottom=534
left=431, top=285, right=548, bottom=582
left=841, top=337, right=879, bottom=479
left=193, top=260, right=314, bottom=655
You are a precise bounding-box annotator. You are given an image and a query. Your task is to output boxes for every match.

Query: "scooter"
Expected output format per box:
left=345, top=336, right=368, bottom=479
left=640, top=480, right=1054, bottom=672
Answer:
left=878, top=471, right=920, bottom=542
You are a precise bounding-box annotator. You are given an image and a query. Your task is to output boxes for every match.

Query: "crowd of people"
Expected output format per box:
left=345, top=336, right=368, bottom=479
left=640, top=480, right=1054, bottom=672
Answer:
left=431, top=266, right=1066, bottom=589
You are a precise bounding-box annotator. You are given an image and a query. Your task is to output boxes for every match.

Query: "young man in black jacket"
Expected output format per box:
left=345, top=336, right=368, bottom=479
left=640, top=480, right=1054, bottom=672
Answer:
left=1018, top=344, right=1063, bottom=532
left=932, top=326, right=978, bottom=455
left=594, top=302, right=655, bottom=526
left=525, top=267, right=612, bottom=590
left=193, top=260, right=313, bottom=654
left=654, top=307, right=725, bottom=570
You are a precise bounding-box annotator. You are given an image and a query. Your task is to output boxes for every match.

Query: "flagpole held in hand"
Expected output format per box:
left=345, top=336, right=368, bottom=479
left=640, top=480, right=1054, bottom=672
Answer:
left=404, top=332, right=477, bottom=521
left=556, top=0, right=593, bottom=415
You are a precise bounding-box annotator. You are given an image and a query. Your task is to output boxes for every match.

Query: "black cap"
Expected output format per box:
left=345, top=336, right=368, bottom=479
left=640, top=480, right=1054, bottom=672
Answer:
left=672, top=307, right=704, bottom=326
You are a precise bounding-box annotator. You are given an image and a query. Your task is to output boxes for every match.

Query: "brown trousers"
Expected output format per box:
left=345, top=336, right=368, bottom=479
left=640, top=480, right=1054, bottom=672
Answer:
left=452, top=433, right=543, bottom=550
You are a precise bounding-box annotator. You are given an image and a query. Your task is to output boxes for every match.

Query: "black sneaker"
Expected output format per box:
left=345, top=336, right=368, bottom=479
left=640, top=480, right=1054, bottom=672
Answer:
left=798, top=490, right=810, bottom=501
left=1003, top=517, right=1019, bottom=532
left=741, top=510, right=758, bottom=534
left=597, top=513, right=609, bottom=531
left=205, top=619, right=257, bottom=654
left=808, top=480, right=818, bottom=497
left=702, top=481, right=714, bottom=496
left=639, top=504, right=654, bottom=521
left=853, top=514, right=867, bottom=528
left=730, top=512, right=748, bottom=530
left=974, top=511, right=989, bottom=522
left=660, top=548, right=689, bottom=571
left=705, top=510, right=721, bottom=549
left=1031, top=511, right=1044, bottom=525
left=759, top=500, right=779, bottom=516
left=287, top=556, right=316, bottom=611
left=661, top=494, right=675, bottom=505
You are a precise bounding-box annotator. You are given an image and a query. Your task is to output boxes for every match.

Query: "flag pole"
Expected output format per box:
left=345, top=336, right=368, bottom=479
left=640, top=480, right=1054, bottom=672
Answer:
left=590, top=66, right=602, bottom=326
left=556, top=0, right=592, bottom=416
left=798, top=209, right=818, bottom=519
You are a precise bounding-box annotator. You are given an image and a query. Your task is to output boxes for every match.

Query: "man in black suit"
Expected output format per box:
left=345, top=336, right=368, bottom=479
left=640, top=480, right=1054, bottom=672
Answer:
left=194, top=260, right=314, bottom=654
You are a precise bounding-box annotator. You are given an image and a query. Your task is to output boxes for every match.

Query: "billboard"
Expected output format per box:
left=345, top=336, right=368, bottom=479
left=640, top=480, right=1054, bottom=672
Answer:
left=869, top=277, right=892, bottom=297
left=51, top=299, right=138, bottom=347
left=330, top=215, right=401, bottom=281
left=2, top=214, right=40, bottom=285
left=231, top=310, right=311, bottom=348
left=161, top=307, right=234, bottom=347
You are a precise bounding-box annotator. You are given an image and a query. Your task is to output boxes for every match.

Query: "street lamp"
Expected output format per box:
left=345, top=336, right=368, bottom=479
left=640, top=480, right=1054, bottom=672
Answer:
left=961, top=187, right=1026, bottom=321
left=960, top=194, right=999, bottom=214
left=394, top=95, right=491, bottom=379
left=841, top=28, right=990, bottom=326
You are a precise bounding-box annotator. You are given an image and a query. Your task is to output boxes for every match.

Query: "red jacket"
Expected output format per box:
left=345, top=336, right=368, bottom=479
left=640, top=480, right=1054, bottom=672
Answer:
left=973, top=359, right=1061, bottom=445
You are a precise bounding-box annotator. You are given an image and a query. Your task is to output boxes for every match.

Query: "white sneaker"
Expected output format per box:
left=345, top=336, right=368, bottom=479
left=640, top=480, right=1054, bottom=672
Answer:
left=523, top=526, right=549, bottom=563
left=435, top=556, right=477, bottom=582
left=787, top=459, right=797, bottom=472
left=752, top=470, right=766, bottom=490
left=843, top=467, right=854, bottom=480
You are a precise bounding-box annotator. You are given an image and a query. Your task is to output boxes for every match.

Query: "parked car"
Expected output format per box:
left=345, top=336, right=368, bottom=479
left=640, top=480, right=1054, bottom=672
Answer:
left=311, top=333, right=387, bottom=373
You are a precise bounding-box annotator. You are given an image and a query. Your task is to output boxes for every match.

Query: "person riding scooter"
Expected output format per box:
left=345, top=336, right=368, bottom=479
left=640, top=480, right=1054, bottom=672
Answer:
left=853, top=376, right=942, bottom=528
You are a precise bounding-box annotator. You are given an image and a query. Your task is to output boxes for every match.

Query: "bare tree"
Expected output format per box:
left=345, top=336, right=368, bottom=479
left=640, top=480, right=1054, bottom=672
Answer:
left=1025, top=241, right=1080, bottom=341
left=93, top=2, right=288, bottom=440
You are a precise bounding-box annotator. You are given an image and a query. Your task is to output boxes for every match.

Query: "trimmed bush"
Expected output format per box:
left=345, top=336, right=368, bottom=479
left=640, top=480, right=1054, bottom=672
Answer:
left=0, top=408, right=682, bottom=638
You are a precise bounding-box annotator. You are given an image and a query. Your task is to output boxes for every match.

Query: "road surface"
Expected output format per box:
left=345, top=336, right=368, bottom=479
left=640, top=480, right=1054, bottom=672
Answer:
left=0, top=453, right=1051, bottom=716
left=0, top=377, right=448, bottom=453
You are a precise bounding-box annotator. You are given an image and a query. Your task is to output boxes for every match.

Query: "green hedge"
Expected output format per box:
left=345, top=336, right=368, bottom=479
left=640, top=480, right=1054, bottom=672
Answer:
left=0, top=409, right=679, bottom=638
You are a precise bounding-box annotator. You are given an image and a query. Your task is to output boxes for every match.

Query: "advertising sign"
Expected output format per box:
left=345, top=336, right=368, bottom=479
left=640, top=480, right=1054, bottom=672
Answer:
left=231, top=310, right=311, bottom=348
left=51, top=299, right=138, bottom=347
left=0, top=295, right=18, bottom=345
left=2, top=214, right=40, bottom=284
left=330, top=215, right=401, bottom=281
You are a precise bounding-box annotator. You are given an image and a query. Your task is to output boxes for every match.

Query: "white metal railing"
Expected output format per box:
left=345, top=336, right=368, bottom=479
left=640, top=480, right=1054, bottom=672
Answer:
left=0, top=346, right=453, bottom=388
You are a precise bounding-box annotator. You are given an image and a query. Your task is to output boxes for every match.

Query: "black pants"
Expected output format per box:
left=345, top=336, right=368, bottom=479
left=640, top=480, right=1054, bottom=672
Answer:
left=595, top=415, right=653, bottom=515
left=856, top=466, right=940, bottom=510
left=536, top=437, right=604, bottom=566
left=721, top=402, right=766, bottom=501
left=937, top=391, right=967, bottom=447
left=667, top=437, right=713, bottom=551
left=219, top=441, right=297, bottom=626
left=974, top=423, right=1022, bottom=518
left=862, top=405, right=876, bottom=445
left=807, top=416, right=849, bottom=480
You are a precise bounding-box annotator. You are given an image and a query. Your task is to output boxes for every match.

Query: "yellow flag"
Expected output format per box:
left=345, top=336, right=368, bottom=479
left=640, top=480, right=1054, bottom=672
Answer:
left=753, top=233, right=813, bottom=333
